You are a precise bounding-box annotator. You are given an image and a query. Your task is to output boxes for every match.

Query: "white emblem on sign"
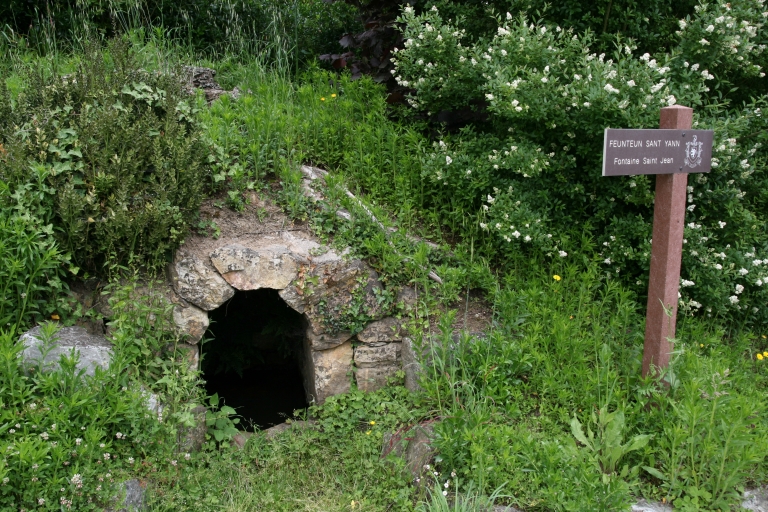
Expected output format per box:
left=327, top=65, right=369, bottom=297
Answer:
left=684, top=135, right=703, bottom=168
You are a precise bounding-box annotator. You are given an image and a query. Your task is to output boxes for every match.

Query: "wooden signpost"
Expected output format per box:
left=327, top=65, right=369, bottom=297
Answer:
left=602, top=106, right=714, bottom=379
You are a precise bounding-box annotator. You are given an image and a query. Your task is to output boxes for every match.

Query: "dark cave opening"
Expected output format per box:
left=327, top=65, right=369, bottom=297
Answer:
left=202, top=289, right=308, bottom=431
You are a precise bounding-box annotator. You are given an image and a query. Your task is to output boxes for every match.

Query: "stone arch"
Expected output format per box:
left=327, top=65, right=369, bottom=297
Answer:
left=168, top=232, right=408, bottom=403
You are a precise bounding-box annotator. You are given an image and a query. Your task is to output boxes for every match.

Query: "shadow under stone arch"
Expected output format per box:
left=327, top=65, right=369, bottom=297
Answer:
left=202, top=289, right=310, bottom=430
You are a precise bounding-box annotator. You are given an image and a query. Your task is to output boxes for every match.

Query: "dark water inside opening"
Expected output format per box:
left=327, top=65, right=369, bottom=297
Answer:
left=202, top=289, right=308, bottom=431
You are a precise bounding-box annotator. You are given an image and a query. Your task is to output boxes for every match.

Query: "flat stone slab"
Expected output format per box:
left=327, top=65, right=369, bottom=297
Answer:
left=168, top=252, right=234, bottom=311
left=357, top=317, right=405, bottom=344
left=20, top=326, right=112, bottom=376
left=210, top=244, right=298, bottom=291
left=354, top=343, right=400, bottom=368
left=312, top=342, right=353, bottom=403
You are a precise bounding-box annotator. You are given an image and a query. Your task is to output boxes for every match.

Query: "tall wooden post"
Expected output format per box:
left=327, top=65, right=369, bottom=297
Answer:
left=641, top=106, right=693, bottom=378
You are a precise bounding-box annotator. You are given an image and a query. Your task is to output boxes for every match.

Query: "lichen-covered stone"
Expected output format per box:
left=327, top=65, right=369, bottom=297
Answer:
left=210, top=244, right=298, bottom=291
left=168, top=252, right=234, bottom=310
left=279, top=259, right=384, bottom=329
left=172, top=303, right=209, bottom=343
left=311, top=342, right=353, bottom=403
left=306, top=321, right=353, bottom=351
left=357, top=317, right=405, bottom=344
left=354, top=343, right=400, bottom=368
left=356, top=365, right=400, bottom=392
left=20, top=326, right=112, bottom=376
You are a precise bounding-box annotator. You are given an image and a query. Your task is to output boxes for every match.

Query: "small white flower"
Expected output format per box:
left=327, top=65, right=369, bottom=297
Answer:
left=705, top=25, right=715, bottom=33
left=559, top=250, right=568, bottom=257
left=604, top=258, right=611, bottom=265
left=524, top=235, right=531, bottom=242
left=757, top=279, right=763, bottom=286
left=735, top=284, right=745, bottom=294
left=485, top=93, right=494, bottom=101
left=681, top=279, right=695, bottom=287
left=679, top=19, right=687, bottom=29
left=583, top=102, right=590, bottom=107
left=752, top=260, right=762, bottom=266
left=626, top=80, right=636, bottom=87
left=729, top=295, right=739, bottom=304
left=739, top=268, right=749, bottom=275
left=128, top=457, right=135, bottom=464
left=700, top=38, right=710, bottom=45
left=446, top=156, right=452, bottom=165
left=604, top=84, right=619, bottom=94
left=512, top=230, right=521, bottom=238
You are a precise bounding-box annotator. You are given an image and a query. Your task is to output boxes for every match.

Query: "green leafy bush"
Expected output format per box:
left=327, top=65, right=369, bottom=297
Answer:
left=0, top=324, right=170, bottom=511
left=0, top=39, right=209, bottom=273
left=0, top=181, right=69, bottom=334
left=391, top=2, right=768, bottom=324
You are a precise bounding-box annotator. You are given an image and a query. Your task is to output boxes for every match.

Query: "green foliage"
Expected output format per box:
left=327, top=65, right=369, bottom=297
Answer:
left=0, top=323, right=173, bottom=511
left=392, top=2, right=768, bottom=325
left=570, top=403, right=650, bottom=478
left=0, top=183, right=70, bottom=334
left=205, top=393, right=240, bottom=444
left=0, top=38, right=209, bottom=274
left=407, top=266, right=768, bottom=510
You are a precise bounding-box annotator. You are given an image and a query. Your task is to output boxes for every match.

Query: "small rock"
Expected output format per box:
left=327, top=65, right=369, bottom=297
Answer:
left=168, top=252, right=234, bottom=311
left=357, top=317, right=406, bottom=344
left=381, top=431, right=408, bottom=459
left=743, top=487, right=768, bottom=512
left=232, top=431, right=252, bottom=449
left=405, top=423, right=437, bottom=477
left=311, top=342, right=353, bottom=404
left=631, top=499, right=673, bottom=512
left=356, top=365, right=400, bottom=392
left=20, top=326, right=112, bottom=377
left=116, top=478, right=146, bottom=511
left=172, top=303, right=209, bottom=344
left=210, top=244, right=298, bottom=291
left=174, top=343, right=200, bottom=372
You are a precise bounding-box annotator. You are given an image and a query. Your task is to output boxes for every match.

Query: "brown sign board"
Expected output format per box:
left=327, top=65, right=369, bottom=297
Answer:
left=602, top=129, right=714, bottom=176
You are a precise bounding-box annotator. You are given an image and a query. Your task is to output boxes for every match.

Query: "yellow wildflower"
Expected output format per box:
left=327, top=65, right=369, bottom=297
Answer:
left=553, top=275, right=561, bottom=281
left=331, top=93, right=337, bottom=98
left=321, top=97, right=326, bottom=101
left=700, top=344, right=704, bottom=348
left=366, top=430, right=372, bottom=435
left=763, top=351, right=768, bottom=358
left=369, top=421, right=375, bottom=425
left=757, top=353, right=764, bottom=361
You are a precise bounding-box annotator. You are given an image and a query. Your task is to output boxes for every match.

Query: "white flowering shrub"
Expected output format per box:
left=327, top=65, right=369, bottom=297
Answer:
left=393, top=2, right=767, bottom=324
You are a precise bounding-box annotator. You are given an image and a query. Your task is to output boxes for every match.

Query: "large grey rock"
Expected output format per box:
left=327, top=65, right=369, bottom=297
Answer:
left=354, top=343, right=400, bottom=368
left=20, top=326, right=113, bottom=376
left=168, top=252, right=234, bottom=311
left=172, top=303, right=209, bottom=344
left=357, top=317, right=405, bottom=344
left=356, top=365, right=400, bottom=392
left=210, top=244, right=298, bottom=291
left=311, top=342, right=353, bottom=404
